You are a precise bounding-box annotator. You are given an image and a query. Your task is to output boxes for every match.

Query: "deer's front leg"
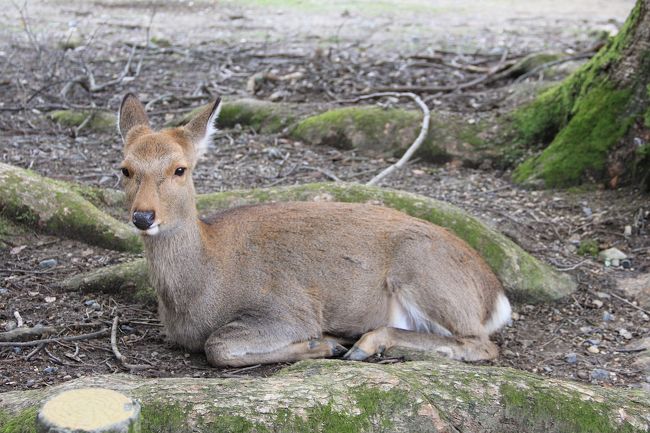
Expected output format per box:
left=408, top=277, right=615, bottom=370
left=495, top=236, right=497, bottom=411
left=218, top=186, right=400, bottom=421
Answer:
left=204, top=316, right=346, bottom=367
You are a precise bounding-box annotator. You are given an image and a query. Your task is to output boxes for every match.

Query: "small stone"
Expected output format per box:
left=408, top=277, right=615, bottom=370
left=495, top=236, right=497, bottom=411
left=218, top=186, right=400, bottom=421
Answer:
left=265, top=147, right=284, bottom=160
left=63, top=375, right=72, bottom=380
left=543, top=366, right=553, bottom=372
left=612, top=258, right=621, bottom=267
left=594, top=291, right=611, bottom=299
left=0, top=288, right=8, bottom=295
left=587, top=345, right=600, bottom=354
left=592, top=299, right=604, bottom=308
left=590, top=368, right=610, bottom=381
left=565, top=353, right=577, bottom=364
left=582, top=207, right=592, bottom=217
left=580, top=326, right=593, bottom=334
left=602, top=311, right=615, bottom=322
left=586, top=338, right=602, bottom=345
left=624, top=225, right=632, bottom=237
left=4, top=320, right=17, bottom=332
left=511, top=312, right=520, bottom=321
left=84, top=299, right=96, bottom=306
left=44, top=296, right=56, bottom=303
left=619, top=328, right=633, bottom=340
left=598, top=247, right=627, bottom=263
left=91, top=302, right=101, bottom=311
left=25, top=379, right=35, bottom=387
left=43, top=366, right=58, bottom=374
left=38, top=259, right=58, bottom=269
left=577, top=371, right=589, bottom=380
left=12, top=347, right=21, bottom=354
left=120, top=325, right=135, bottom=334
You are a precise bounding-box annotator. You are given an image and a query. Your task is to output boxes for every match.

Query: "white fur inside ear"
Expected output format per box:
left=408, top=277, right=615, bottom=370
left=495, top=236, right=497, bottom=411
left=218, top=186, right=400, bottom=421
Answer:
left=196, top=100, right=222, bottom=159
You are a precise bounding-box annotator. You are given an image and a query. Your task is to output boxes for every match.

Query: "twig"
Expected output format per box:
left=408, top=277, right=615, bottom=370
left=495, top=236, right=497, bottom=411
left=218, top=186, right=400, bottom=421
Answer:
left=24, top=343, right=45, bottom=360
left=609, top=292, right=650, bottom=316
left=345, top=92, right=430, bottom=186
left=110, top=316, right=151, bottom=371
left=0, top=328, right=109, bottom=347
left=513, top=52, right=594, bottom=83
left=374, top=49, right=509, bottom=93
left=13, top=311, right=23, bottom=328
left=0, top=324, right=56, bottom=342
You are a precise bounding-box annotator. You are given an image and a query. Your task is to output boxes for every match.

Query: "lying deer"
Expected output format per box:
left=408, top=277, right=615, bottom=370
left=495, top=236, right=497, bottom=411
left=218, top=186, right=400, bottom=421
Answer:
left=117, top=94, right=511, bottom=367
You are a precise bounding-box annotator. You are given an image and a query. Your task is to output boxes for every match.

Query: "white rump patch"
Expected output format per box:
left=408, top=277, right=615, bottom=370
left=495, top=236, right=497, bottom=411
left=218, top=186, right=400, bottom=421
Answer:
left=483, top=293, right=512, bottom=335
left=388, top=295, right=452, bottom=337
left=196, top=99, right=222, bottom=159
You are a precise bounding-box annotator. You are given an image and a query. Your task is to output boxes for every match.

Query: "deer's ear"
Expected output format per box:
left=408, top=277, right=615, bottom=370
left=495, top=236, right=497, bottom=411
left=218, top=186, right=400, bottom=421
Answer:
left=118, top=93, right=150, bottom=143
left=183, top=97, right=222, bottom=159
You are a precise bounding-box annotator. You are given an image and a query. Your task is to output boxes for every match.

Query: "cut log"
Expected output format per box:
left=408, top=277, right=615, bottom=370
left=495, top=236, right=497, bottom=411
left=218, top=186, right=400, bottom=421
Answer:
left=37, top=388, right=141, bottom=433
left=0, top=359, right=647, bottom=432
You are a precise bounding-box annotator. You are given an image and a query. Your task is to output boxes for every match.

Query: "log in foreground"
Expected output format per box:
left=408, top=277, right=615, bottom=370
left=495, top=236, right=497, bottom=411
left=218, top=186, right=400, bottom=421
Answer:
left=0, top=358, right=647, bottom=433
left=0, top=162, right=141, bottom=253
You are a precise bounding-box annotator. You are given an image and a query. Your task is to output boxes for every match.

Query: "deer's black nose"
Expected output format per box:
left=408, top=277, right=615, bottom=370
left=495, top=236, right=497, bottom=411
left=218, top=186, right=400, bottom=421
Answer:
left=132, top=211, right=155, bottom=230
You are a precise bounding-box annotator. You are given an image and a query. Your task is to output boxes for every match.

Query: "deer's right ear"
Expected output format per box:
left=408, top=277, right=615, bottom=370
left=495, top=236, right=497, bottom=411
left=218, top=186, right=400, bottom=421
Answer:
left=118, top=93, right=150, bottom=143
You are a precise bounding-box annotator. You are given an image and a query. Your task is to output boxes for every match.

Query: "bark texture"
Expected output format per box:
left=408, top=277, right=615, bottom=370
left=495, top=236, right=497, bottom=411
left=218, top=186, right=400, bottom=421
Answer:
left=512, top=0, right=650, bottom=188
left=0, top=358, right=648, bottom=433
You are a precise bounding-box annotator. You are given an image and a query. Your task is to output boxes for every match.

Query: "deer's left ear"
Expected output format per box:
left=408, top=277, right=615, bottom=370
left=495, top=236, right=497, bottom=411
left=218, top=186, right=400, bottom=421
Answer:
left=183, top=97, right=222, bottom=160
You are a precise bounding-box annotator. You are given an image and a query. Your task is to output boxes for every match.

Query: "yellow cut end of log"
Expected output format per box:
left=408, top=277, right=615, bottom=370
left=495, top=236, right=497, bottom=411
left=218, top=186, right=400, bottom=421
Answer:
left=38, top=388, right=139, bottom=431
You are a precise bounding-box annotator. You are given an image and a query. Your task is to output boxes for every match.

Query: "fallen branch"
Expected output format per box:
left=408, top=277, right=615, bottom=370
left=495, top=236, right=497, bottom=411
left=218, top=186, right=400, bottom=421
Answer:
left=0, top=328, right=109, bottom=347
left=344, top=92, right=430, bottom=186
left=0, top=324, right=56, bottom=342
left=110, top=316, right=151, bottom=371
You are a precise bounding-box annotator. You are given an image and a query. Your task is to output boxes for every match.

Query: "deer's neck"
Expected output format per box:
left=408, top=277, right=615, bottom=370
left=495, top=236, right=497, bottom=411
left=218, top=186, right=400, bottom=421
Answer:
left=141, top=218, right=207, bottom=312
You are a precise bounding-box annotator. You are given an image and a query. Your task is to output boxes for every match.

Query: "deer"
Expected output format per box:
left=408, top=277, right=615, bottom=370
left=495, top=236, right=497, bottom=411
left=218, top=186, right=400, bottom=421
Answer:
left=117, top=93, right=512, bottom=367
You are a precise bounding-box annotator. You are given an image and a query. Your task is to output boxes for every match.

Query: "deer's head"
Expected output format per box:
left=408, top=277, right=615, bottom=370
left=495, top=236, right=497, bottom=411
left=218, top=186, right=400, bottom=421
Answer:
left=117, top=94, right=221, bottom=235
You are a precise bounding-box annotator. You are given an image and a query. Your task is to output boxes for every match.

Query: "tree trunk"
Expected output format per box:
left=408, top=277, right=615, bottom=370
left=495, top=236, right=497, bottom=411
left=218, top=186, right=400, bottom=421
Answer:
left=0, top=358, right=647, bottom=433
left=512, top=0, right=650, bottom=188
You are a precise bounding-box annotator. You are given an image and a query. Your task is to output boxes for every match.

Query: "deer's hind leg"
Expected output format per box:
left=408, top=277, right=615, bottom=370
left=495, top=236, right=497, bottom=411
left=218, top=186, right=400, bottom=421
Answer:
left=343, top=326, right=498, bottom=362
left=204, top=314, right=346, bottom=368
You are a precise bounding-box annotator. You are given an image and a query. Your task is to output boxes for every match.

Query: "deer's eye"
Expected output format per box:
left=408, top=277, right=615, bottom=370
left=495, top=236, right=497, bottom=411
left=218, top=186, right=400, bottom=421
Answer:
left=174, top=167, right=186, bottom=176
left=121, top=167, right=130, bottom=177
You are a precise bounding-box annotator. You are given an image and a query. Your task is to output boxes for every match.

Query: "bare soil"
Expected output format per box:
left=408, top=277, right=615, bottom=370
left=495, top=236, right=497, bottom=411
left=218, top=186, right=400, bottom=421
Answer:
left=1, top=0, right=648, bottom=393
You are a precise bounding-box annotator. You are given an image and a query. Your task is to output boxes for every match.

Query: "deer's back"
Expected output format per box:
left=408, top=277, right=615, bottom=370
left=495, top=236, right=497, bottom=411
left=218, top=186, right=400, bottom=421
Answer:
left=198, top=202, right=502, bottom=336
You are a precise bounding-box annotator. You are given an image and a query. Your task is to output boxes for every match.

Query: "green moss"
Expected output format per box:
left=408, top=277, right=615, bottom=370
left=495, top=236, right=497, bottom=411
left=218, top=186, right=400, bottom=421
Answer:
left=0, top=165, right=141, bottom=253
left=577, top=239, right=599, bottom=257
left=514, top=85, right=633, bottom=187
left=48, top=110, right=117, bottom=132
left=501, top=384, right=641, bottom=433
left=141, top=402, right=190, bottom=433
left=166, top=100, right=296, bottom=134
left=511, top=0, right=646, bottom=188
left=290, top=106, right=451, bottom=162
left=0, top=407, right=37, bottom=433
left=140, top=386, right=415, bottom=433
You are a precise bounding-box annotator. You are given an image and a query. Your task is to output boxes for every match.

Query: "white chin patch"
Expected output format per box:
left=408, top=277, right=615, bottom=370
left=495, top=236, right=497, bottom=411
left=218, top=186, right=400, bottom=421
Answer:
left=143, top=225, right=160, bottom=236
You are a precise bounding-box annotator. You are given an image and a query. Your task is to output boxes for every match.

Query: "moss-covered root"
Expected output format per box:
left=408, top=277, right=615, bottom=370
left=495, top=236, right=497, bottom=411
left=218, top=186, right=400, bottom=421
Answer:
left=48, top=110, right=117, bottom=132
left=59, top=259, right=153, bottom=304
left=289, top=106, right=498, bottom=165
left=1, top=359, right=648, bottom=433
left=0, top=162, right=141, bottom=253
left=166, top=98, right=298, bottom=133
left=512, top=0, right=649, bottom=188
left=195, top=182, right=576, bottom=303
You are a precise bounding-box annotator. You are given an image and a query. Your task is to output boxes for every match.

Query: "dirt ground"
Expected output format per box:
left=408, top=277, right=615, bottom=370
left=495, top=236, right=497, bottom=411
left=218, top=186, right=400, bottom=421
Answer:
left=1, top=0, right=649, bottom=393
